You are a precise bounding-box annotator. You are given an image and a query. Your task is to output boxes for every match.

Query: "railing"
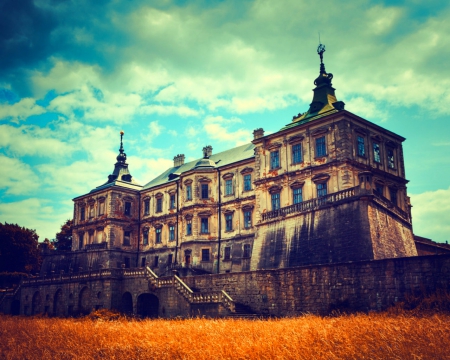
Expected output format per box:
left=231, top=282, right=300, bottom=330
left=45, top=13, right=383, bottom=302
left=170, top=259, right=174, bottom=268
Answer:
left=144, top=267, right=235, bottom=312
left=85, top=242, right=108, bottom=250
left=22, top=268, right=122, bottom=285
left=0, top=283, right=22, bottom=307
left=372, top=193, right=409, bottom=220
left=262, top=187, right=357, bottom=221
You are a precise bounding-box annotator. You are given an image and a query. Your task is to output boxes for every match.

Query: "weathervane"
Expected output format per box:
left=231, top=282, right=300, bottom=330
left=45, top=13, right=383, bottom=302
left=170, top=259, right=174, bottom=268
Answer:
left=317, top=43, right=326, bottom=64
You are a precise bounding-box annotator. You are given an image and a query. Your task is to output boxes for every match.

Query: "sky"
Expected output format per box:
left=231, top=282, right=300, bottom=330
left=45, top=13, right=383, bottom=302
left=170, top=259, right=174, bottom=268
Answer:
left=0, top=0, right=449, bottom=243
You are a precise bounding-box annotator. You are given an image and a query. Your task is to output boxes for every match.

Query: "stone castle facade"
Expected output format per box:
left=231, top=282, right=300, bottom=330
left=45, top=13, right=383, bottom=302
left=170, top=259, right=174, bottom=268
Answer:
left=4, top=46, right=441, bottom=318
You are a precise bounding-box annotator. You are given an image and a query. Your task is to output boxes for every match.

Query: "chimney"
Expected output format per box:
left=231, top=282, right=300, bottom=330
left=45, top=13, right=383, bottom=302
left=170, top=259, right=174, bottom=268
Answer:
left=173, top=154, right=185, bottom=167
left=253, top=128, right=264, bottom=140
left=202, top=145, right=213, bottom=158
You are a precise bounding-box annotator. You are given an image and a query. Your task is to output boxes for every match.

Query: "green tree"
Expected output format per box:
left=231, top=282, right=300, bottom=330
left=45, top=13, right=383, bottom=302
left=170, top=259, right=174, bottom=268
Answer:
left=0, top=222, right=41, bottom=273
left=53, top=219, right=73, bottom=251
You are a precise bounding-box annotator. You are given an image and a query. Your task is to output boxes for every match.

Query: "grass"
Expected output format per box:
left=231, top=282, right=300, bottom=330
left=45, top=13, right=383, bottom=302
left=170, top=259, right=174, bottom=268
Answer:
left=1, top=310, right=449, bottom=359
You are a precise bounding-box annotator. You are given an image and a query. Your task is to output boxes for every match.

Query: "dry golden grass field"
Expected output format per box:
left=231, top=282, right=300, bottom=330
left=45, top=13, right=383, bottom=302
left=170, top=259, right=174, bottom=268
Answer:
left=1, top=311, right=450, bottom=360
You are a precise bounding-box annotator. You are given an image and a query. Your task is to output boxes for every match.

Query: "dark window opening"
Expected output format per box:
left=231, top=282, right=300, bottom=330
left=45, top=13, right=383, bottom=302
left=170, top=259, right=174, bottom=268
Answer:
left=293, top=187, right=303, bottom=204
left=201, top=249, right=210, bottom=262
left=124, top=257, right=130, bottom=268
left=186, top=220, right=192, bottom=235
left=156, top=198, right=162, bottom=213
left=155, top=228, right=162, bottom=243
left=373, top=142, right=381, bottom=163
left=317, top=183, right=327, bottom=199
left=200, top=218, right=209, bottom=234
left=243, top=244, right=251, bottom=258
left=244, top=210, right=252, bottom=228
left=80, top=207, right=85, bottom=221
left=168, top=254, right=173, bottom=266
left=141, top=257, right=146, bottom=267
left=271, top=193, right=280, bottom=210
left=78, top=233, right=83, bottom=249
left=124, top=201, right=131, bottom=216
left=270, top=150, right=280, bottom=169
left=244, top=174, right=252, bottom=191
left=186, top=185, right=192, bottom=201
left=154, top=256, right=159, bottom=268
left=169, top=225, right=175, bottom=241
left=357, top=136, right=365, bottom=157
left=225, top=179, right=233, bottom=196
left=143, top=230, right=149, bottom=245
left=201, top=184, right=209, bottom=199
left=316, top=136, right=326, bottom=157
left=170, top=194, right=176, bottom=209
left=390, top=188, right=398, bottom=206
left=387, top=149, right=395, bottom=169
left=144, top=200, right=150, bottom=215
left=123, top=231, right=131, bottom=246
left=224, top=247, right=231, bottom=260
left=375, top=184, right=384, bottom=197
left=292, top=143, right=302, bottom=164
left=225, top=213, right=233, bottom=231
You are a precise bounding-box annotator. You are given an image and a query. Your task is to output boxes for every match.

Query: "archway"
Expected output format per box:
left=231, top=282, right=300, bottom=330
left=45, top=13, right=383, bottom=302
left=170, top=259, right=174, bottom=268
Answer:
left=78, top=287, right=91, bottom=315
left=53, top=289, right=65, bottom=316
left=32, top=291, right=41, bottom=315
left=11, top=300, right=20, bottom=315
left=137, top=293, right=159, bottom=318
left=121, top=292, right=133, bottom=315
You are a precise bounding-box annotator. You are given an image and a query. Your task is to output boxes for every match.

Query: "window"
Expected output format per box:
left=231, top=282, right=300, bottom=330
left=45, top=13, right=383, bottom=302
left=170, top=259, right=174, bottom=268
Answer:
left=89, top=206, right=94, bottom=218
left=155, top=228, right=162, bottom=243
left=186, top=185, right=192, bottom=201
left=224, top=247, right=231, bottom=260
left=80, top=207, right=85, bottom=221
left=270, top=150, right=280, bottom=169
left=156, top=198, right=162, bottom=213
left=154, top=256, right=159, bottom=268
left=375, top=184, right=384, bottom=197
left=201, top=249, right=210, bottom=262
left=292, top=143, right=302, bottom=164
left=244, top=174, right=252, bottom=191
left=78, top=233, right=84, bottom=249
left=293, top=188, right=303, bottom=204
left=244, top=210, right=252, bottom=228
left=373, top=142, right=381, bottom=163
left=201, top=184, right=209, bottom=199
left=124, top=257, right=130, bottom=268
left=123, top=231, right=131, bottom=246
left=144, top=199, right=150, bottom=215
left=200, top=218, right=209, bottom=234
left=98, top=201, right=105, bottom=216
left=357, top=136, right=365, bottom=157
left=387, top=149, right=395, bottom=169
left=141, top=257, right=146, bottom=267
left=169, top=225, right=175, bottom=241
left=243, top=244, right=251, bottom=258
left=170, top=194, right=176, bottom=209
left=124, top=201, right=131, bottom=216
left=168, top=254, right=173, bottom=266
left=186, top=220, right=192, bottom=235
left=316, top=136, right=326, bottom=157
left=89, top=232, right=94, bottom=244
left=143, top=230, right=149, bottom=245
left=225, top=179, right=233, bottom=196
left=390, top=188, right=398, bottom=206
left=271, top=193, right=280, bottom=211
left=317, top=183, right=327, bottom=198
left=225, top=213, right=233, bottom=231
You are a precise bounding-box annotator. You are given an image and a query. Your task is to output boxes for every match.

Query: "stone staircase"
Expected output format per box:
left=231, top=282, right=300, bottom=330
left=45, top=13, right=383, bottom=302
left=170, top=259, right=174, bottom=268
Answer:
left=227, top=302, right=260, bottom=319
left=144, top=266, right=237, bottom=315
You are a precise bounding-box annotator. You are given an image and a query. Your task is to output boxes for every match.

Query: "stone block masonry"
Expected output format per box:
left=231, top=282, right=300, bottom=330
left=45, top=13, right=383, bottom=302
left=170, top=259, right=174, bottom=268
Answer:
left=184, top=254, right=450, bottom=316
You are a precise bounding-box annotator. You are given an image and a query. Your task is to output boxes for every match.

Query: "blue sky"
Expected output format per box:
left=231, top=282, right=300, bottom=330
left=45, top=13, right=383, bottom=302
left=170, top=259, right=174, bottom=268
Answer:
left=0, top=0, right=449, bottom=242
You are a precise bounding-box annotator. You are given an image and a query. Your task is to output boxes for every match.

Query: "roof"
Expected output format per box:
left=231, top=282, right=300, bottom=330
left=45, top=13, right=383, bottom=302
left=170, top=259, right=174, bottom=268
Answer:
left=143, top=142, right=255, bottom=189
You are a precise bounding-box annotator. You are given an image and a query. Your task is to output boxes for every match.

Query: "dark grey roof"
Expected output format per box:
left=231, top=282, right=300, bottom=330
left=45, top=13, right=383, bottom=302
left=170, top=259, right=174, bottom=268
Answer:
left=143, top=142, right=255, bottom=189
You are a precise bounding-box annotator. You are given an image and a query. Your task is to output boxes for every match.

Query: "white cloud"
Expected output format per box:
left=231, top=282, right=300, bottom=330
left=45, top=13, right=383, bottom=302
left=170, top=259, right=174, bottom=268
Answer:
left=204, top=115, right=250, bottom=146
left=410, top=187, right=450, bottom=243
left=345, top=97, right=388, bottom=122
left=0, top=155, right=39, bottom=195
left=0, top=98, right=45, bottom=122
left=0, top=198, right=72, bottom=241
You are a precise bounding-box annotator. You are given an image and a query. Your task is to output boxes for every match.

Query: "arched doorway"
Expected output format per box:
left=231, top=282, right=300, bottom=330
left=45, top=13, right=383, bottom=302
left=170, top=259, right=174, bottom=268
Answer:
left=11, top=299, right=20, bottom=315
left=137, top=293, right=159, bottom=318
left=121, top=292, right=133, bottom=315
left=53, top=289, right=65, bottom=316
left=32, top=291, right=41, bottom=315
left=78, top=287, right=91, bottom=315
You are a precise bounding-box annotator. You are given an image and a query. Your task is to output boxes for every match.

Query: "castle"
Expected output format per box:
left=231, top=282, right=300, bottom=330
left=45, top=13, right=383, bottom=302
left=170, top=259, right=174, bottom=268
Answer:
left=3, top=46, right=449, bottom=318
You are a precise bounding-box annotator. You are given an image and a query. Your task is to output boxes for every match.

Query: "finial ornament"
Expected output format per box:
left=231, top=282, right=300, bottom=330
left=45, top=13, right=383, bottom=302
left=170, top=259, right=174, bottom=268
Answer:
left=317, top=43, right=326, bottom=64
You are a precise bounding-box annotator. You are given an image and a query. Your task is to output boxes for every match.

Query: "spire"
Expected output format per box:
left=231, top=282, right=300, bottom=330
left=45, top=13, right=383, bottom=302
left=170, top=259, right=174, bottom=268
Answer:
left=107, top=131, right=133, bottom=183
left=291, top=43, right=345, bottom=123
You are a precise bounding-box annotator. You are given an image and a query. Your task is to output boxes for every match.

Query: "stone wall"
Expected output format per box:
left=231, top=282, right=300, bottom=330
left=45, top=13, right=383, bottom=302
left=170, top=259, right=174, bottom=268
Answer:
left=185, top=254, right=450, bottom=316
